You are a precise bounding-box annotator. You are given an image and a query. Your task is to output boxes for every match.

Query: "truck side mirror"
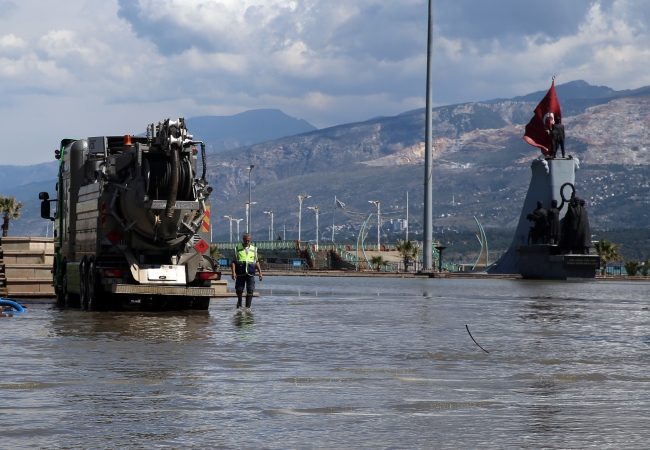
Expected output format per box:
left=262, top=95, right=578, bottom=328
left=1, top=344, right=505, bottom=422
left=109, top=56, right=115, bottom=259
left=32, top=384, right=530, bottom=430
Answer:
left=39, top=192, right=50, bottom=200
left=40, top=200, right=51, bottom=219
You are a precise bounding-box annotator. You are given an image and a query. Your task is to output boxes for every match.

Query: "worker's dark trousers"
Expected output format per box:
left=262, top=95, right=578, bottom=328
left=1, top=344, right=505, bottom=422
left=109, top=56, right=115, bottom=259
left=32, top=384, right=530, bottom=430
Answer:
left=235, top=275, right=255, bottom=308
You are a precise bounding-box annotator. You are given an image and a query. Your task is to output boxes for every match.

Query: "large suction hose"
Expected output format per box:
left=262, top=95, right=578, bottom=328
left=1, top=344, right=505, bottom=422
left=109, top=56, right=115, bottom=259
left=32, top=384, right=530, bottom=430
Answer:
left=201, top=142, right=206, bottom=181
left=165, top=144, right=180, bottom=218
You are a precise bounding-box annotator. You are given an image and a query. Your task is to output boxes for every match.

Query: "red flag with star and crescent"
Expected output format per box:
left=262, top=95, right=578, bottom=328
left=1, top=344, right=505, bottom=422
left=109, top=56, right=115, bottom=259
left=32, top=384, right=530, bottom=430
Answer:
left=523, top=80, right=562, bottom=157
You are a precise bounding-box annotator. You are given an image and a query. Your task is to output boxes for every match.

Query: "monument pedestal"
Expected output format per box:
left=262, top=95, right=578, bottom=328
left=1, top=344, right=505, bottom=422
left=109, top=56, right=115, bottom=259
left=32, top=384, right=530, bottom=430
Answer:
left=516, top=245, right=599, bottom=280
left=488, top=158, right=580, bottom=275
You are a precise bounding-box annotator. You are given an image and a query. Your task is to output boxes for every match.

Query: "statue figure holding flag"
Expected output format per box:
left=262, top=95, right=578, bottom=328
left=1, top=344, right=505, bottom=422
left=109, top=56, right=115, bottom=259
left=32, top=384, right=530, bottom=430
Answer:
left=523, top=78, right=564, bottom=158
left=551, top=120, right=565, bottom=158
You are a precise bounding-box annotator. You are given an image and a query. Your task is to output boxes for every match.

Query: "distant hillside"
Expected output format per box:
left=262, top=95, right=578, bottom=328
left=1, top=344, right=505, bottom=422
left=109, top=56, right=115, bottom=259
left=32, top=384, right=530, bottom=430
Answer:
left=0, top=161, right=58, bottom=193
left=186, top=109, right=317, bottom=152
left=204, top=80, right=650, bottom=246
left=7, top=80, right=650, bottom=261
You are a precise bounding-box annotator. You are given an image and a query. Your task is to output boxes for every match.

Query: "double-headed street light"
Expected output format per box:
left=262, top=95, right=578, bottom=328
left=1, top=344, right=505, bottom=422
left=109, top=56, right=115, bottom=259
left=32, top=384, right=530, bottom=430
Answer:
left=307, top=206, right=319, bottom=251
left=224, top=215, right=234, bottom=242
left=233, top=218, right=243, bottom=240
left=264, top=211, right=274, bottom=240
left=298, top=195, right=311, bottom=244
left=369, top=200, right=380, bottom=250
left=247, top=165, right=255, bottom=233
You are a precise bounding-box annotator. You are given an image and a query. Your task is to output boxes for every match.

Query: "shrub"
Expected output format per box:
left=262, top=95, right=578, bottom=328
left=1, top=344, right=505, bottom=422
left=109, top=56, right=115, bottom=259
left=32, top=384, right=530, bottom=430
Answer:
left=624, top=260, right=640, bottom=276
left=641, top=259, right=650, bottom=276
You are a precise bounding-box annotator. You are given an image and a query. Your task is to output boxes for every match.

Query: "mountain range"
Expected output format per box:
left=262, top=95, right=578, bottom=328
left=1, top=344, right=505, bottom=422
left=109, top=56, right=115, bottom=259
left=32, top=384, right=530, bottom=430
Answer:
left=5, top=80, right=650, bottom=262
left=186, top=109, right=317, bottom=152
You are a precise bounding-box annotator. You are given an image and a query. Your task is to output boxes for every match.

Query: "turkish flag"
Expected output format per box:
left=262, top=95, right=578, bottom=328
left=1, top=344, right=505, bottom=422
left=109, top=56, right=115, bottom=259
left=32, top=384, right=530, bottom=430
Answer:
left=523, top=80, right=562, bottom=157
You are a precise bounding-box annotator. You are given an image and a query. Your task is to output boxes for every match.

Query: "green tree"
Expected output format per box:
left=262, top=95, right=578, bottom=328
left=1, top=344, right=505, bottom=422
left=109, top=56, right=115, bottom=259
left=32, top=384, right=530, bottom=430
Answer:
left=624, top=261, right=640, bottom=276
left=0, top=196, right=23, bottom=237
left=209, top=243, right=222, bottom=260
left=594, top=238, right=622, bottom=276
left=641, top=258, right=650, bottom=277
left=395, top=239, right=421, bottom=270
left=370, top=255, right=386, bottom=272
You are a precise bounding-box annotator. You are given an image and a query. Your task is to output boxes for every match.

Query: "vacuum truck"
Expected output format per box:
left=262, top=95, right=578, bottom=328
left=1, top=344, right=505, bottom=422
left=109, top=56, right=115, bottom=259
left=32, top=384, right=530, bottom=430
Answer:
left=39, top=118, right=219, bottom=310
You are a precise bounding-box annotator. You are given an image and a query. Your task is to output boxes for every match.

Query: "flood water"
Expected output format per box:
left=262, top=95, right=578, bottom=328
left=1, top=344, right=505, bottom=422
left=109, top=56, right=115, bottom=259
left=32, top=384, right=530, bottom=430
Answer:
left=2, top=276, right=650, bottom=448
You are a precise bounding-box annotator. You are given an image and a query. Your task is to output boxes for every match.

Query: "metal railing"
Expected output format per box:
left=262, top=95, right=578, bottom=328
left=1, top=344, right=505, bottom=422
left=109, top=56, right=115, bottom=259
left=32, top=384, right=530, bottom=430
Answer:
left=211, top=240, right=463, bottom=273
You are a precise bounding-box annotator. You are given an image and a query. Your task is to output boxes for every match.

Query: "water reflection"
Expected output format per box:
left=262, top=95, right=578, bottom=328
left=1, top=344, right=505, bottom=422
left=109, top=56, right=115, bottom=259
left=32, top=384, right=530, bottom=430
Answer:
left=49, top=309, right=216, bottom=343
left=520, top=300, right=582, bottom=325
left=232, top=310, right=255, bottom=329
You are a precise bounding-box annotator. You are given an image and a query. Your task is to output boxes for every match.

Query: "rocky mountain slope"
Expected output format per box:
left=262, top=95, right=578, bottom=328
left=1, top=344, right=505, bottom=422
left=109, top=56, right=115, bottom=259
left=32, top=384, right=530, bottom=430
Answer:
left=204, top=82, right=650, bottom=244
left=6, top=81, right=650, bottom=246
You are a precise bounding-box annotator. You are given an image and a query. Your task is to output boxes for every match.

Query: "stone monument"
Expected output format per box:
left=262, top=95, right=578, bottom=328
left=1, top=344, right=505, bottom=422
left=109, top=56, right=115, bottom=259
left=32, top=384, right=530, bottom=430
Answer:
left=486, top=80, right=599, bottom=279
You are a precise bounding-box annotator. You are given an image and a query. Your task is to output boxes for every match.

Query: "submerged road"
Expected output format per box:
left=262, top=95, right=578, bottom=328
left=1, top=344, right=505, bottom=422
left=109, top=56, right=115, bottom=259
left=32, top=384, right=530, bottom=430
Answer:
left=2, top=277, right=650, bottom=448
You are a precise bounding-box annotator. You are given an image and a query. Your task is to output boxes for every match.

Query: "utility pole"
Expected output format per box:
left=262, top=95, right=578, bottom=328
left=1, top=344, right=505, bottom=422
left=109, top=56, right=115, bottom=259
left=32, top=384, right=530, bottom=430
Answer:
left=308, top=206, right=319, bottom=251
left=423, top=0, right=434, bottom=270
left=369, top=200, right=380, bottom=250
left=247, top=165, right=254, bottom=233
left=298, top=195, right=311, bottom=244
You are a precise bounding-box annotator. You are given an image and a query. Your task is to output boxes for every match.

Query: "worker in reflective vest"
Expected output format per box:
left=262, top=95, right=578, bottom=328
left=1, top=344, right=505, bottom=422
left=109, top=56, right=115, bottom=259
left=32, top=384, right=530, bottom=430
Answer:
left=231, top=233, right=263, bottom=309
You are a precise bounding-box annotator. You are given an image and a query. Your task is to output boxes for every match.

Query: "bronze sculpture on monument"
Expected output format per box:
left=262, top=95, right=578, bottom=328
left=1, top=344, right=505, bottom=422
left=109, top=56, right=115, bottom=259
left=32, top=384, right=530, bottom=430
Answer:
left=484, top=79, right=600, bottom=279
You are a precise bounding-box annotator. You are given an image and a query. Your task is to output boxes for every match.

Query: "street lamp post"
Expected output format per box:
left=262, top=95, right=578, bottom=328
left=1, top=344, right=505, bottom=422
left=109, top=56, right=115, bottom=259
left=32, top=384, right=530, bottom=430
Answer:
left=298, top=195, right=311, bottom=244
left=307, top=206, right=319, bottom=251
left=224, top=215, right=233, bottom=242
left=264, top=211, right=274, bottom=241
left=247, top=165, right=255, bottom=233
left=245, top=201, right=257, bottom=236
left=369, top=200, right=380, bottom=250
left=234, top=218, right=243, bottom=240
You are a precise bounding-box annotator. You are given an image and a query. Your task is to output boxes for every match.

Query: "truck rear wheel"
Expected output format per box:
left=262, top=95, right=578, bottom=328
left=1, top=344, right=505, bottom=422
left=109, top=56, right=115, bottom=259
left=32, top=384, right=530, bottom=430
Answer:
left=53, top=261, right=64, bottom=304
left=79, top=262, right=87, bottom=309
left=63, top=272, right=80, bottom=308
left=86, top=260, right=106, bottom=311
left=191, top=297, right=211, bottom=310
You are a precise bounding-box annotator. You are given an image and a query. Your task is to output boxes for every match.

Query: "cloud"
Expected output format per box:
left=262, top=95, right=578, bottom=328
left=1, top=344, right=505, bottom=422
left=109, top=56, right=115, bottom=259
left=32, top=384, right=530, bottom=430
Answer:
left=0, top=33, right=26, bottom=58
left=431, top=1, right=650, bottom=103
left=2, top=0, right=650, bottom=165
left=0, top=1, right=17, bottom=19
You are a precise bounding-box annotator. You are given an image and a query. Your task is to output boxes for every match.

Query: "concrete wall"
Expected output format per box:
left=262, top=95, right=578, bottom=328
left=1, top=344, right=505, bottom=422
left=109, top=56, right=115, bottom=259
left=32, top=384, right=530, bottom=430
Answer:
left=1, top=237, right=55, bottom=296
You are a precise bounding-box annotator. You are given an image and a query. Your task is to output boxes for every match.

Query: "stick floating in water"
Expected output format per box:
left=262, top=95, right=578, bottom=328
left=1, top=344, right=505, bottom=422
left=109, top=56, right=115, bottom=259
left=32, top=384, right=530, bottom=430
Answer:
left=466, top=324, right=489, bottom=354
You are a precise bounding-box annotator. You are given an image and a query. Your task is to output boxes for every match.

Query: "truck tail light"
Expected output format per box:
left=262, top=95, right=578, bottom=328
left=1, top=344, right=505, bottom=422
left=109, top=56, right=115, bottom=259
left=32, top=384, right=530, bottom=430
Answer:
left=198, top=271, right=220, bottom=280
left=104, top=269, right=124, bottom=277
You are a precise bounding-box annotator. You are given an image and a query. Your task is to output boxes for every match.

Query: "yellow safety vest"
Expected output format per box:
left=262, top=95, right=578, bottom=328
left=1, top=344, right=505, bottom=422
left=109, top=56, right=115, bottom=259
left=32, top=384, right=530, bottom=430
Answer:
left=235, top=244, right=257, bottom=275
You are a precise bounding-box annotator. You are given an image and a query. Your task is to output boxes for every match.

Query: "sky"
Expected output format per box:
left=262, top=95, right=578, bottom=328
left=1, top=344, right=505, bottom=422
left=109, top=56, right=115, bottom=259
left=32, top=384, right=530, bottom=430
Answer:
left=2, top=0, right=650, bottom=165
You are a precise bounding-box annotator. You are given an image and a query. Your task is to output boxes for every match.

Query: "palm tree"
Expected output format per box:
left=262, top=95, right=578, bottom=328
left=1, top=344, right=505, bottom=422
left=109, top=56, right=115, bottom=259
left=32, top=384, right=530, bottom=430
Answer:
left=594, top=238, right=622, bottom=276
left=0, top=197, right=23, bottom=237
left=370, top=255, right=386, bottom=272
left=396, top=239, right=421, bottom=271
left=209, top=243, right=222, bottom=260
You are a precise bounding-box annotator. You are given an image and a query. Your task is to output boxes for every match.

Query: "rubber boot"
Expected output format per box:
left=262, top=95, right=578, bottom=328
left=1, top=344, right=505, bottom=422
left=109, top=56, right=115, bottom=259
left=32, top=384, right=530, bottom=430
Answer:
left=236, top=293, right=242, bottom=309
left=245, top=294, right=253, bottom=309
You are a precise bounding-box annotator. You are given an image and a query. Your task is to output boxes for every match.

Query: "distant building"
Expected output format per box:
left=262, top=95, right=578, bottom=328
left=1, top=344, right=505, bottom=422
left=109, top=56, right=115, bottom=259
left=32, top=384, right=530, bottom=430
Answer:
left=390, top=219, right=408, bottom=231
